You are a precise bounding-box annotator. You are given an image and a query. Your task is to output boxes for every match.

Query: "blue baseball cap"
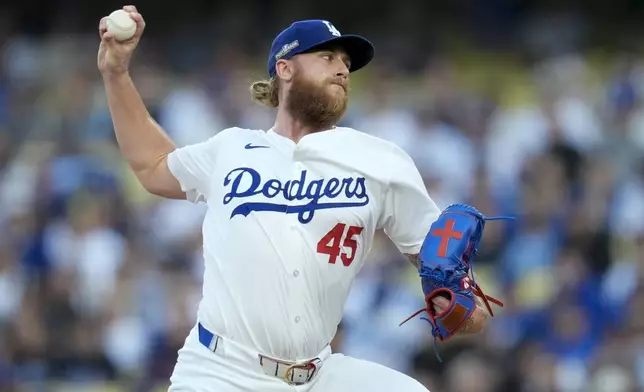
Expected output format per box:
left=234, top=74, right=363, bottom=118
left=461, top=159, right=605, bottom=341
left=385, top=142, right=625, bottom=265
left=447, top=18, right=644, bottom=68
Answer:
left=267, top=20, right=375, bottom=78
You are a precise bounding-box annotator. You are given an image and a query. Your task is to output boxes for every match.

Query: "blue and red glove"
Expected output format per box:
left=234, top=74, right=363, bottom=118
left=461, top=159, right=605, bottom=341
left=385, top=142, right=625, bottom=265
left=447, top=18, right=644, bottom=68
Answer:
left=400, top=204, right=511, bottom=343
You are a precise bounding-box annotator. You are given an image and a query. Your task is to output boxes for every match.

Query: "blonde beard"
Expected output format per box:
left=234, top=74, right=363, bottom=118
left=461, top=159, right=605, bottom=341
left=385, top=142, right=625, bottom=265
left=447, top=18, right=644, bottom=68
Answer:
left=284, top=72, right=348, bottom=130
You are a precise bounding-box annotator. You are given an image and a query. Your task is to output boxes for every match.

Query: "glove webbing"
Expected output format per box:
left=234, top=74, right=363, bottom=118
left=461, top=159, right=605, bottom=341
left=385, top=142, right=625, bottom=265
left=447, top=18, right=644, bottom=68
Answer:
left=397, top=281, right=503, bottom=327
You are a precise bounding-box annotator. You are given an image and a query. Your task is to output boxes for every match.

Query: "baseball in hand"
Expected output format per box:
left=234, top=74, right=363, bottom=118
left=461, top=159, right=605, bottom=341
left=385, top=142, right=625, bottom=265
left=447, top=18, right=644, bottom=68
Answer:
left=106, top=9, right=136, bottom=41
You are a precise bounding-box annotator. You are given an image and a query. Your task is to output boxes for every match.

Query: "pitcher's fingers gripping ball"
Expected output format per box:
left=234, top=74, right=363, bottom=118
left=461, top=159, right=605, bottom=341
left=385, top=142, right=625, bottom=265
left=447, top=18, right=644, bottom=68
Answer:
left=400, top=204, right=513, bottom=356
left=99, top=6, right=145, bottom=43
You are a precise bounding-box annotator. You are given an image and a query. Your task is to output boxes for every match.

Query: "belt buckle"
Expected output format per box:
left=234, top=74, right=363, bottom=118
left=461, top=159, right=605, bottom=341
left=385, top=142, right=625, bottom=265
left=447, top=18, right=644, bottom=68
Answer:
left=283, top=361, right=318, bottom=385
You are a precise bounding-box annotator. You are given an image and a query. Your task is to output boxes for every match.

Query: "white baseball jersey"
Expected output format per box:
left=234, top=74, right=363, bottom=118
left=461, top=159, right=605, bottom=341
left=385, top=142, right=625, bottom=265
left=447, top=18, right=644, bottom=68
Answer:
left=166, top=126, right=441, bottom=361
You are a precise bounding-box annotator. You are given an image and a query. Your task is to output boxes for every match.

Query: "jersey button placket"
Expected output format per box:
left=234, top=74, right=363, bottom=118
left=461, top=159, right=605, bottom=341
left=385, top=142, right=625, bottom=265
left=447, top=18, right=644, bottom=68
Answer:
left=288, top=161, right=307, bottom=329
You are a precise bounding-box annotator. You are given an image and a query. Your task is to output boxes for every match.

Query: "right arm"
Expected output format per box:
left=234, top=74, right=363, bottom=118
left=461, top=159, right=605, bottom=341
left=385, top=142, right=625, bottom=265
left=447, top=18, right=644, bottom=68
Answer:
left=103, top=73, right=184, bottom=199
left=99, top=6, right=221, bottom=202
left=98, top=6, right=187, bottom=200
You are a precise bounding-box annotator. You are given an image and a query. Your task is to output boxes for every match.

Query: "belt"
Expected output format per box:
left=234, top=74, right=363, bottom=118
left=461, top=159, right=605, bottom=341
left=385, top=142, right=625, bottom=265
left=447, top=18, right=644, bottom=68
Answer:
left=198, top=323, right=322, bottom=385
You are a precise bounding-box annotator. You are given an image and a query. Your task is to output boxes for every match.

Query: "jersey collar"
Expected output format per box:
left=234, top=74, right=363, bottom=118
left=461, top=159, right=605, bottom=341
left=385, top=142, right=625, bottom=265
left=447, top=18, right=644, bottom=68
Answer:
left=266, top=127, right=338, bottom=148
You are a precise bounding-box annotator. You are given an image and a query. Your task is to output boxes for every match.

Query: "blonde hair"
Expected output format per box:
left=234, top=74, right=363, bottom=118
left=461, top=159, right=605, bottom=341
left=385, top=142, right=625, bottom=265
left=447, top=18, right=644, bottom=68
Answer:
left=250, top=77, right=279, bottom=108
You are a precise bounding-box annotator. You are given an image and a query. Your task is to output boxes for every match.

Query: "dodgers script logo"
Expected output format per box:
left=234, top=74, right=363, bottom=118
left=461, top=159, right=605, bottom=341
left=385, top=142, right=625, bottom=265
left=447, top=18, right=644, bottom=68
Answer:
left=223, top=168, right=370, bottom=224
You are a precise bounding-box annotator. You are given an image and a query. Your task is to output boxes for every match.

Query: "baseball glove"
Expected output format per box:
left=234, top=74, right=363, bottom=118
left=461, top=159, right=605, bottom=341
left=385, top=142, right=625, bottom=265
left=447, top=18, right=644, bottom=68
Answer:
left=400, top=204, right=511, bottom=346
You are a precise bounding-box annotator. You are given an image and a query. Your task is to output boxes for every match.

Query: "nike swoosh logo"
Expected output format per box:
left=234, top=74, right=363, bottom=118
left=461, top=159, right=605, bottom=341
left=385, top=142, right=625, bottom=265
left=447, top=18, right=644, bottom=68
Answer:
left=245, top=143, right=270, bottom=150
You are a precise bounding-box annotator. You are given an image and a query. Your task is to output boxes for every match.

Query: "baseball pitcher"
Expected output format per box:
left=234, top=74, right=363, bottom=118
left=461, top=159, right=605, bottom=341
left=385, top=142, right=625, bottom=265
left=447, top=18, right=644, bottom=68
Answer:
left=97, top=6, right=504, bottom=391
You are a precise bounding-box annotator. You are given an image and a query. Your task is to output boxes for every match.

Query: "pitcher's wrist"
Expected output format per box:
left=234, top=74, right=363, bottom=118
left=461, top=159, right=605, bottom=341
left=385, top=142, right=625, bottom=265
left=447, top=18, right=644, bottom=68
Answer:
left=102, top=70, right=131, bottom=84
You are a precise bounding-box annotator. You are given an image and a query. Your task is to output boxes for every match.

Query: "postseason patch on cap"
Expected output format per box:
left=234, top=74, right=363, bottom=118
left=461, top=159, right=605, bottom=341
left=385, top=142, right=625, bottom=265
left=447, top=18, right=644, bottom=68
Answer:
left=275, top=40, right=299, bottom=60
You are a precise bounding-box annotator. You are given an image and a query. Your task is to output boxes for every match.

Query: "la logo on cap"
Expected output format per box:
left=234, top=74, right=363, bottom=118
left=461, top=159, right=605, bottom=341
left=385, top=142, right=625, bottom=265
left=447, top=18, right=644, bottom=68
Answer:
left=322, top=21, right=341, bottom=37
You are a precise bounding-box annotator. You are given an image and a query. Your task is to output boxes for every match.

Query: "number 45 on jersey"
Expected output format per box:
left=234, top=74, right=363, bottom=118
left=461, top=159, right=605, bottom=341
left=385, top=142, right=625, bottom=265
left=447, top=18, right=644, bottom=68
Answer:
left=317, top=223, right=363, bottom=267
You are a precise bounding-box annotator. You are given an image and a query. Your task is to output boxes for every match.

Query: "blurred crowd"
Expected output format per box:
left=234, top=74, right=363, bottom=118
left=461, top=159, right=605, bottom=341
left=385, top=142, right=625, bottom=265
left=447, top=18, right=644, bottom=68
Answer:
left=2, top=1, right=644, bottom=392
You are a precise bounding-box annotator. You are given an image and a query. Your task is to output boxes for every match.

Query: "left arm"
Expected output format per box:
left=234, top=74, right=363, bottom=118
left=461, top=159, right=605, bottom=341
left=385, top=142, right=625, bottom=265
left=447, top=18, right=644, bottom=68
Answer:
left=377, top=144, right=441, bottom=257
left=377, top=144, right=488, bottom=335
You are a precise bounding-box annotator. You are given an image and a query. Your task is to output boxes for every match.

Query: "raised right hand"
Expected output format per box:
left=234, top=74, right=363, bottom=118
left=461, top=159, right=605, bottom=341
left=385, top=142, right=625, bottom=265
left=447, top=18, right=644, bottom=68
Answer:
left=97, top=5, right=146, bottom=77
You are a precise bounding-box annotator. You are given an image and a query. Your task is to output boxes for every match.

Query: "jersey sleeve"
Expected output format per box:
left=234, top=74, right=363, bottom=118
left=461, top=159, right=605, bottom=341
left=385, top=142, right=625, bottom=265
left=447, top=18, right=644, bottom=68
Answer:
left=378, top=144, right=441, bottom=255
left=166, top=130, right=228, bottom=203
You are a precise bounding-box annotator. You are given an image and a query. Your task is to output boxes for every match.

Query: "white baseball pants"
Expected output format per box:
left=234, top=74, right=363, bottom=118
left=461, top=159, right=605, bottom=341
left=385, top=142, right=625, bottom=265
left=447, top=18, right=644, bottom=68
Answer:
left=168, top=324, right=429, bottom=392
